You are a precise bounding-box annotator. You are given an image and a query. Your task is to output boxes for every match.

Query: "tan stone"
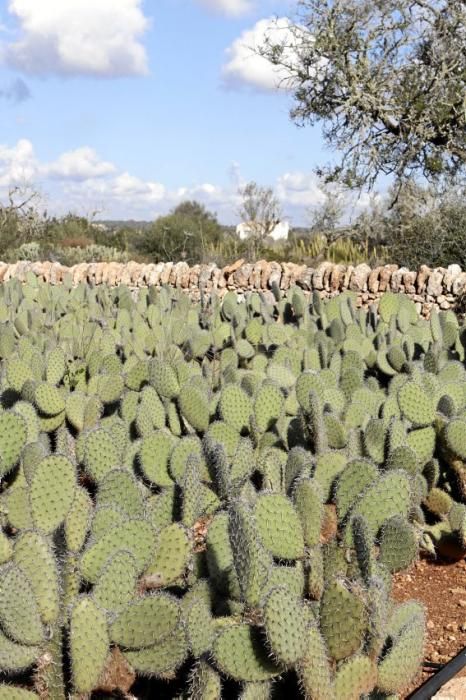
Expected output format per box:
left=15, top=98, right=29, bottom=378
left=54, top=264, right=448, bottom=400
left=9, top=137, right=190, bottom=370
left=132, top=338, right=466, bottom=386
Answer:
left=453, top=272, right=466, bottom=295
left=313, top=262, right=333, bottom=290
left=427, top=268, right=446, bottom=297
left=349, top=263, right=372, bottom=292
left=330, top=264, right=346, bottom=291
left=160, top=262, right=173, bottom=285
left=251, top=260, right=266, bottom=289
left=342, top=265, right=354, bottom=290
left=268, top=261, right=282, bottom=289
left=299, top=266, right=314, bottom=290
left=391, top=267, right=410, bottom=292
left=444, top=263, right=462, bottom=292
left=378, top=264, right=398, bottom=292
left=211, top=266, right=223, bottom=289
left=417, top=264, right=432, bottom=293
left=403, top=269, right=417, bottom=294
left=233, top=263, right=253, bottom=288
left=199, top=264, right=215, bottom=288
left=223, top=258, right=245, bottom=276
left=189, top=264, right=201, bottom=287
left=367, top=266, right=381, bottom=293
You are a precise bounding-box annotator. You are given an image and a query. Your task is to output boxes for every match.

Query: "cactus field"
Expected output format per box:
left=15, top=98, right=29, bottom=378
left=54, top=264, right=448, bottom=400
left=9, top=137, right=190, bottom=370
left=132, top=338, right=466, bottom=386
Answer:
left=0, top=272, right=465, bottom=697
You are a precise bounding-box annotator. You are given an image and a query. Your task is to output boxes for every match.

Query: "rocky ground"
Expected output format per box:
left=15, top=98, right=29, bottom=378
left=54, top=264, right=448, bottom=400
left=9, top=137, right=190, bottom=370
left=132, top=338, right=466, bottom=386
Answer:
left=393, top=555, right=466, bottom=698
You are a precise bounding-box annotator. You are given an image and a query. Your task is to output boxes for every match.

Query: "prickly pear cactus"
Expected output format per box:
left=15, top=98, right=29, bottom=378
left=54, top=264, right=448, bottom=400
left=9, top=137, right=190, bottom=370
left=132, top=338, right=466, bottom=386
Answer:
left=0, top=280, right=446, bottom=697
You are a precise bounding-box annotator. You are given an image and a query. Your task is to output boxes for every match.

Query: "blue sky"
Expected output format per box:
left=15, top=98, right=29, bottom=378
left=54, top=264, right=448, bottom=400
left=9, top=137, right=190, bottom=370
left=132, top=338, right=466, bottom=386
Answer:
left=0, top=0, right=364, bottom=225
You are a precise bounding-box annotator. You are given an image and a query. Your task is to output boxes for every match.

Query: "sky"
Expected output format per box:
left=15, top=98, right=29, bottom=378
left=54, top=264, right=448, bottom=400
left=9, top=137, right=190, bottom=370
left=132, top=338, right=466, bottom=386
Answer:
left=0, top=0, right=372, bottom=226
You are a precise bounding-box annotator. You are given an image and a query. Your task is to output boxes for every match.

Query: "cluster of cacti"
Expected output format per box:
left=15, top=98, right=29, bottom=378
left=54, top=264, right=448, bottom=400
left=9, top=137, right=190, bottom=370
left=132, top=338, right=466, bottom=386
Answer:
left=2, top=272, right=466, bottom=696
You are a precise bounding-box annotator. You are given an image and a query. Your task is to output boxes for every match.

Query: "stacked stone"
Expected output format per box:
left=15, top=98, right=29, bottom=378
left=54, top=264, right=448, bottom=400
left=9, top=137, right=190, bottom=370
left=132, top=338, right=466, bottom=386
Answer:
left=1, top=259, right=466, bottom=316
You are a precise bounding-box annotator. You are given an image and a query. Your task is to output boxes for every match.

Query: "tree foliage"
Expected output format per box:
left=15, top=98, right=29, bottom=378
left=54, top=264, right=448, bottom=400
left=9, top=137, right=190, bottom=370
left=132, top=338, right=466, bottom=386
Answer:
left=260, top=0, right=466, bottom=189
left=238, top=181, right=282, bottom=240
left=137, top=201, right=224, bottom=264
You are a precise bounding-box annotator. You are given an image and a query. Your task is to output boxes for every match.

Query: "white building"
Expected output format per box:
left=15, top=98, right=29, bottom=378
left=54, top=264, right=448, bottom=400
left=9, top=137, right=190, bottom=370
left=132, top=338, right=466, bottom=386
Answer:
left=236, top=220, right=290, bottom=242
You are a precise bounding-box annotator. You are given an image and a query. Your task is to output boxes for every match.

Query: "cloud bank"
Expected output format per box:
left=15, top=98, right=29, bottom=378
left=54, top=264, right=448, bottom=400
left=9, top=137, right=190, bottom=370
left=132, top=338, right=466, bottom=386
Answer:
left=2, top=0, right=149, bottom=77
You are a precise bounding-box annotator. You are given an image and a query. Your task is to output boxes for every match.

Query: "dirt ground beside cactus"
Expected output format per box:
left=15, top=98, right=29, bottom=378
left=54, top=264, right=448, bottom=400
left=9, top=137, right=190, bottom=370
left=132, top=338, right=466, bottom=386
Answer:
left=392, top=554, right=466, bottom=697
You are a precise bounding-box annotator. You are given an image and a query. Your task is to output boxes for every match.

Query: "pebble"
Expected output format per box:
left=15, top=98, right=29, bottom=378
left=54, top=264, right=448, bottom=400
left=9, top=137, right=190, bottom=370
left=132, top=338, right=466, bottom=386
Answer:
left=427, top=620, right=435, bottom=629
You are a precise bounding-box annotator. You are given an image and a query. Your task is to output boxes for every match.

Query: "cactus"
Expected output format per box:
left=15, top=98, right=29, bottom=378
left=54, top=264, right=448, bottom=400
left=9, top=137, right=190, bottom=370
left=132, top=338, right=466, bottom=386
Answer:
left=378, top=516, right=418, bottom=573
left=30, top=455, right=76, bottom=534
left=110, top=593, right=180, bottom=648
left=263, top=586, right=308, bottom=665
left=212, top=624, right=282, bottom=681
left=144, top=522, right=191, bottom=586
left=0, top=282, right=438, bottom=696
left=320, top=579, right=367, bottom=661
left=70, top=597, right=110, bottom=693
left=254, top=493, right=305, bottom=560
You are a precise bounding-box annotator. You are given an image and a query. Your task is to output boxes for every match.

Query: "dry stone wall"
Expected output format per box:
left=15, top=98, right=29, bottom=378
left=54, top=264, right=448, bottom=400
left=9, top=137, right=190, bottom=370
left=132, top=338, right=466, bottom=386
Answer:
left=2, top=259, right=466, bottom=316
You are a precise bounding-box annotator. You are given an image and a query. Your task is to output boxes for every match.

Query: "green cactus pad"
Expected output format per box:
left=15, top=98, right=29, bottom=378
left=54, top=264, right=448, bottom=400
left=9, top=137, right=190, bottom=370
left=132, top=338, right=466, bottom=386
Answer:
left=13, top=402, right=39, bottom=444
left=149, top=358, right=180, bottom=399
left=398, top=382, right=436, bottom=427
left=229, top=501, right=272, bottom=606
left=254, top=493, right=305, bottom=559
left=34, top=383, right=65, bottom=417
left=377, top=603, right=425, bottom=694
left=70, top=597, right=110, bottom=694
left=254, top=382, right=284, bottom=433
left=406, top=426, right=436, bottom=463
left=296, top=623, right=335, bottom=700
left=334, top=654, right=377, bottom=700
left=5, top=486, right=33, bottom=530
left=443, top=419, right=466, bottom=459
left=179, top=380, right=210, bottom=432
left=110, top=592, right=180, bottom=648
left=46, top=346, right=66, bottom=385
left=80, top=519, right=157, bottom=583
left=138, top=430, right=176, bottom=487
left=97, top=469, right=145, bottom=518
left=0, top=412, right=27, bottom=477
left=169, top=435, right=210, bottom=484
left=219, top=384, right=252, bottom=433
left=292, top=477, right=324, bottom=547
left=378, top=516, right=418, bottom=573
left=320, top=579, right=367, bottom=661
left=189, top=660, right=222, bottom=700
left=83, top=428, right=120, bottom=482
left=263, top=586, right=308, bottom=665
left=123, top=623, right=188, bottom=677
left=206, top=512, right=241, bottom=598
left=335, top=459, right=378, bottom=521
left=0, top=564, right=44, bottom=645
left=0, top=630, right=41, bottom=672
left=144, top=522, right=191, bottom=586
left=314, top=451, right=347, bottom=500
left=30, top=455, right=76, bottom=534
left=13, top=532, right=59, bottom=625
left=212, top=624, right=282, bottom=682
left=65, top=486, right=92, bottom=553
left=185, top=596, right=215, bottom=657
left=90, top=505, right=126, bottom=541
left=93, top=550, right=138, bottom=613
left=345, top=470, right=412, bottom=544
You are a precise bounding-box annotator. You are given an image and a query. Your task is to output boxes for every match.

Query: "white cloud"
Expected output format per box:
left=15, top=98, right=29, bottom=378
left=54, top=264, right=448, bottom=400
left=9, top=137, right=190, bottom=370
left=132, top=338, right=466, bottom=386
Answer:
left=0, top=138, right=37, bottom=186
left=197, top=0, right=254, bottom=16
left=222, top=17, right=303, bottom=91
left=43, top=147, right=117, bottom=181
left=3, top=0, right=149, bottom=77
left=0, top=139, right=377, bottom=224
left=276, top=171, right=326, bottom=208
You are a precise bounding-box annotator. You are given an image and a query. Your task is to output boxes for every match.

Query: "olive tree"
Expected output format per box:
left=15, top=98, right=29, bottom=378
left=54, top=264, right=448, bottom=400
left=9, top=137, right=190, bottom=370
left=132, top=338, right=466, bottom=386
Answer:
left=260, top=0, right=466, bottom=190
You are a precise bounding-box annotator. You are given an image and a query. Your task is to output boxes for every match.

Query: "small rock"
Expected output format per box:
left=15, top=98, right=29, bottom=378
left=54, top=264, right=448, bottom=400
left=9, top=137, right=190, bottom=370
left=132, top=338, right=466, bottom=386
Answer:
left=427, top=620, right=435, bottom=630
